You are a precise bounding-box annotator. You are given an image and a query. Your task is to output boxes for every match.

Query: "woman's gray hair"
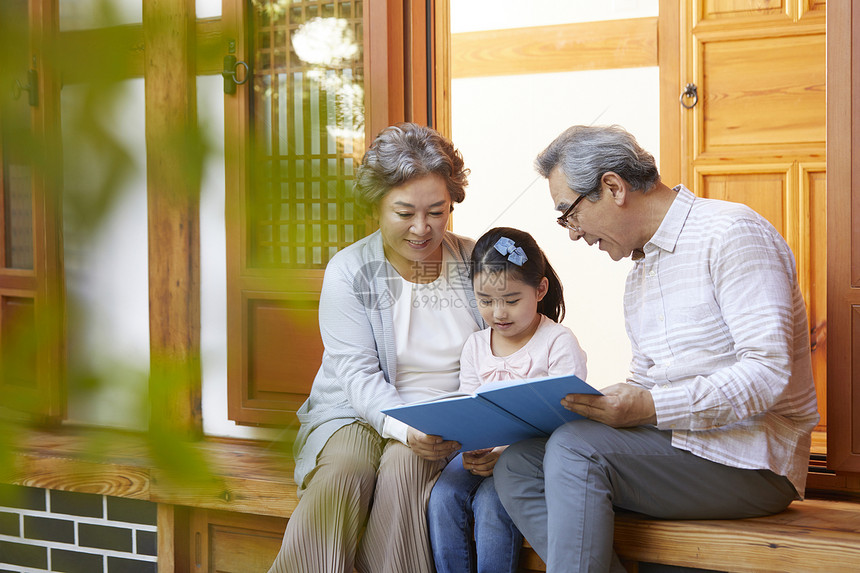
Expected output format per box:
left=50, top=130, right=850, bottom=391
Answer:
left=535, top=125, right=659, bottom=200
left=354, top=122, right=469, bottom=207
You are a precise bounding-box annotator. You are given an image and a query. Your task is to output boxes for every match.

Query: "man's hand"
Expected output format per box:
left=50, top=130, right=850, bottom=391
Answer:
left=561, top=383, right=657, bottom=428
left=462, top=446, right=507, bottom=477
left=407, top=427, right=460, bottom=461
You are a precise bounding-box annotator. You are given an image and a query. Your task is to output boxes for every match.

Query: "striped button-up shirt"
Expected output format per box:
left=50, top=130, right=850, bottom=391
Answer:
left=625, top=185, right=819, bottom=496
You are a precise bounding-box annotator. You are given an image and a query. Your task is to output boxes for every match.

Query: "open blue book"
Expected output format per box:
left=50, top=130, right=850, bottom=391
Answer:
left=382, top=374, right=601, bottom=452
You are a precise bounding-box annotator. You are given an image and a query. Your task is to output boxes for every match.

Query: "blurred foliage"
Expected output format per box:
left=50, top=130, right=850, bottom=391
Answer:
left=0, top=0, right=295, bottom=496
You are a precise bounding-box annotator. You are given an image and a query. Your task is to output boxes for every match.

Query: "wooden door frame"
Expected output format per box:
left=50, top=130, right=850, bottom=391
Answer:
left=826, top=0, right=860, bottom=473
left=0, top=0, right=65, bottom=421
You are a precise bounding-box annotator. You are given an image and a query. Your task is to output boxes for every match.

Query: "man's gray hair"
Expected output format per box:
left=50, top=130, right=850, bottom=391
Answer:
left=535, top=125, right=659, bottom=200
left=354, top=122, right=469, bottom=207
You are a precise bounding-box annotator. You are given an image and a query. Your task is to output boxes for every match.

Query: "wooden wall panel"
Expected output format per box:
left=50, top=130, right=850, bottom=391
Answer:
left=208, top=521, right=283, bottom=572
left=248, top=298, right=322, bottom=398
left=0, top=295, right=36, bottom=387
left=699, top=34, right=825, bottom=155
left=697, top=169, right=789, bottom=234
left=189, top=509, right=286, bottom=573
left=229, top=289, right=323, bottom=426
left=801, top=0, right=827, bottom=19
left=451, top=18, right=657, bottom=79
left=702, top=0, right=787, bottom=20
left=696, top=162, right=828, bottom=433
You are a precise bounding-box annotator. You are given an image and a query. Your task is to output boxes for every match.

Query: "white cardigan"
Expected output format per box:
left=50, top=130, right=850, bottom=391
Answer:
left=292, top=230, right=484, bottom=488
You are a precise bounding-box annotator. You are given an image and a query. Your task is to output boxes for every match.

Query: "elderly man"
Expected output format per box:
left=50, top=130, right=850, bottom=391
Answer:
left=494, top=125, right=820, bottom=573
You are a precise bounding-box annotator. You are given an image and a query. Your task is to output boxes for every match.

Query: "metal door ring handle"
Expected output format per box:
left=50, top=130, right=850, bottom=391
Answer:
left=232, top=61, right=249, bottom=85
left=680, top=83, right=698, bottom=109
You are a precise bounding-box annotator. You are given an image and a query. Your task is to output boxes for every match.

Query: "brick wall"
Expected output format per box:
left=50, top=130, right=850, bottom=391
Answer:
left=0, top=484, right=157, bottom=573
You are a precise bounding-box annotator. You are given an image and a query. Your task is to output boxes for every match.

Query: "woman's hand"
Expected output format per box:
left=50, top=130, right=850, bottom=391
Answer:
left=461, top=446, right=507, bottom=477
left=407, top=427, right=460, bottom=461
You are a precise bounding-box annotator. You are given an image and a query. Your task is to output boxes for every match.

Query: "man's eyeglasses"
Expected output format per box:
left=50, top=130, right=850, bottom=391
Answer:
left=556, top=192, right=588, bottom=232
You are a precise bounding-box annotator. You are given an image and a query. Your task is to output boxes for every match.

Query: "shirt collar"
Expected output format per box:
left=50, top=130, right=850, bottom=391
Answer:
left=641, top=184, right=695, bottom=258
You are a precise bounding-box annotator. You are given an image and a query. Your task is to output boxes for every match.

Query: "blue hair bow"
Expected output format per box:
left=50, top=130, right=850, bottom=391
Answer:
left=494, top=237, right=528, bottom=266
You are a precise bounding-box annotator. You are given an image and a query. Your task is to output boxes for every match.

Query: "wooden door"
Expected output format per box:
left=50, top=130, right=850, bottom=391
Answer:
left=674, top=0, right=827, bottom=430
left=0, top=0, right=64, bottom=420
left=223, top=0, right=442, bottom=426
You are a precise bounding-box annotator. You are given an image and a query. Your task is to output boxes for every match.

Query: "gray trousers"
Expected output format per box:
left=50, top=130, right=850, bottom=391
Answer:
left=494, top=420, right=797, bottom=573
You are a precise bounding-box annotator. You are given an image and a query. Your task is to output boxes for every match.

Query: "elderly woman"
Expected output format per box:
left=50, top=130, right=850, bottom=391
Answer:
left=268, top=123, right=484, bottom=573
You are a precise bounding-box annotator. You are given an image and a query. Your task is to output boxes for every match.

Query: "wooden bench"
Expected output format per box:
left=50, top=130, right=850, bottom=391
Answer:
left=514, top=498, right=860, bottom=572
left=613, top=500, right=860, bottom=572
left=9, top=429, right=860, bottom=572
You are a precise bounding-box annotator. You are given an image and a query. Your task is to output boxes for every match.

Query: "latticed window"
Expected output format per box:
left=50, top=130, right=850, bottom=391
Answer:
left=249, top=0, right=368, bottom=269
left=3, top=164, right=34, bottom=271
left=1, top=0, right=34, bottom=271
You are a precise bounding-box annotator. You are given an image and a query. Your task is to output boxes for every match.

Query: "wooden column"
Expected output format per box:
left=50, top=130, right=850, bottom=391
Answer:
left=143, top=0, right=202, bottom=436
left=32, top=0, right=66, bottom=421
left=657, top=0, right=681, bottom=187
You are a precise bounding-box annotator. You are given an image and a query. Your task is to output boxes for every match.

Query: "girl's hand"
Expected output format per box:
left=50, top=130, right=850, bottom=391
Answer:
left=462, top=445, right=508, bottom=476
left=407, top=427, right=460, bottom=461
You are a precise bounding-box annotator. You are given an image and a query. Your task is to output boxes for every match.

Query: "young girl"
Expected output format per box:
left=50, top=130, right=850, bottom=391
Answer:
left=427, top=227, right=588, bottom=573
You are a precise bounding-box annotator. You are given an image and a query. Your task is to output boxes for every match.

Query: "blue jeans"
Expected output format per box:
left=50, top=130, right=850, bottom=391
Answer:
left=428, top=453, right=523, bottom=573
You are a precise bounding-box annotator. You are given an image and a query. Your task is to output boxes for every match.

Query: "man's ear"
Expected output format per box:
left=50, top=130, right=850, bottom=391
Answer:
left=601, top=172, right=627, bottom=206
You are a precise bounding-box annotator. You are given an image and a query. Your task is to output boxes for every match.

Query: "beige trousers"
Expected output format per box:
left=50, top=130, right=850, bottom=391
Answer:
left=268, top=422, right=446, bottom=573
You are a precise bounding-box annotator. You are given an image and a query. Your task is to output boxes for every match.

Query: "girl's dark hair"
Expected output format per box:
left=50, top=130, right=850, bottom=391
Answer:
left=470, top=227, right=565, bottom=322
